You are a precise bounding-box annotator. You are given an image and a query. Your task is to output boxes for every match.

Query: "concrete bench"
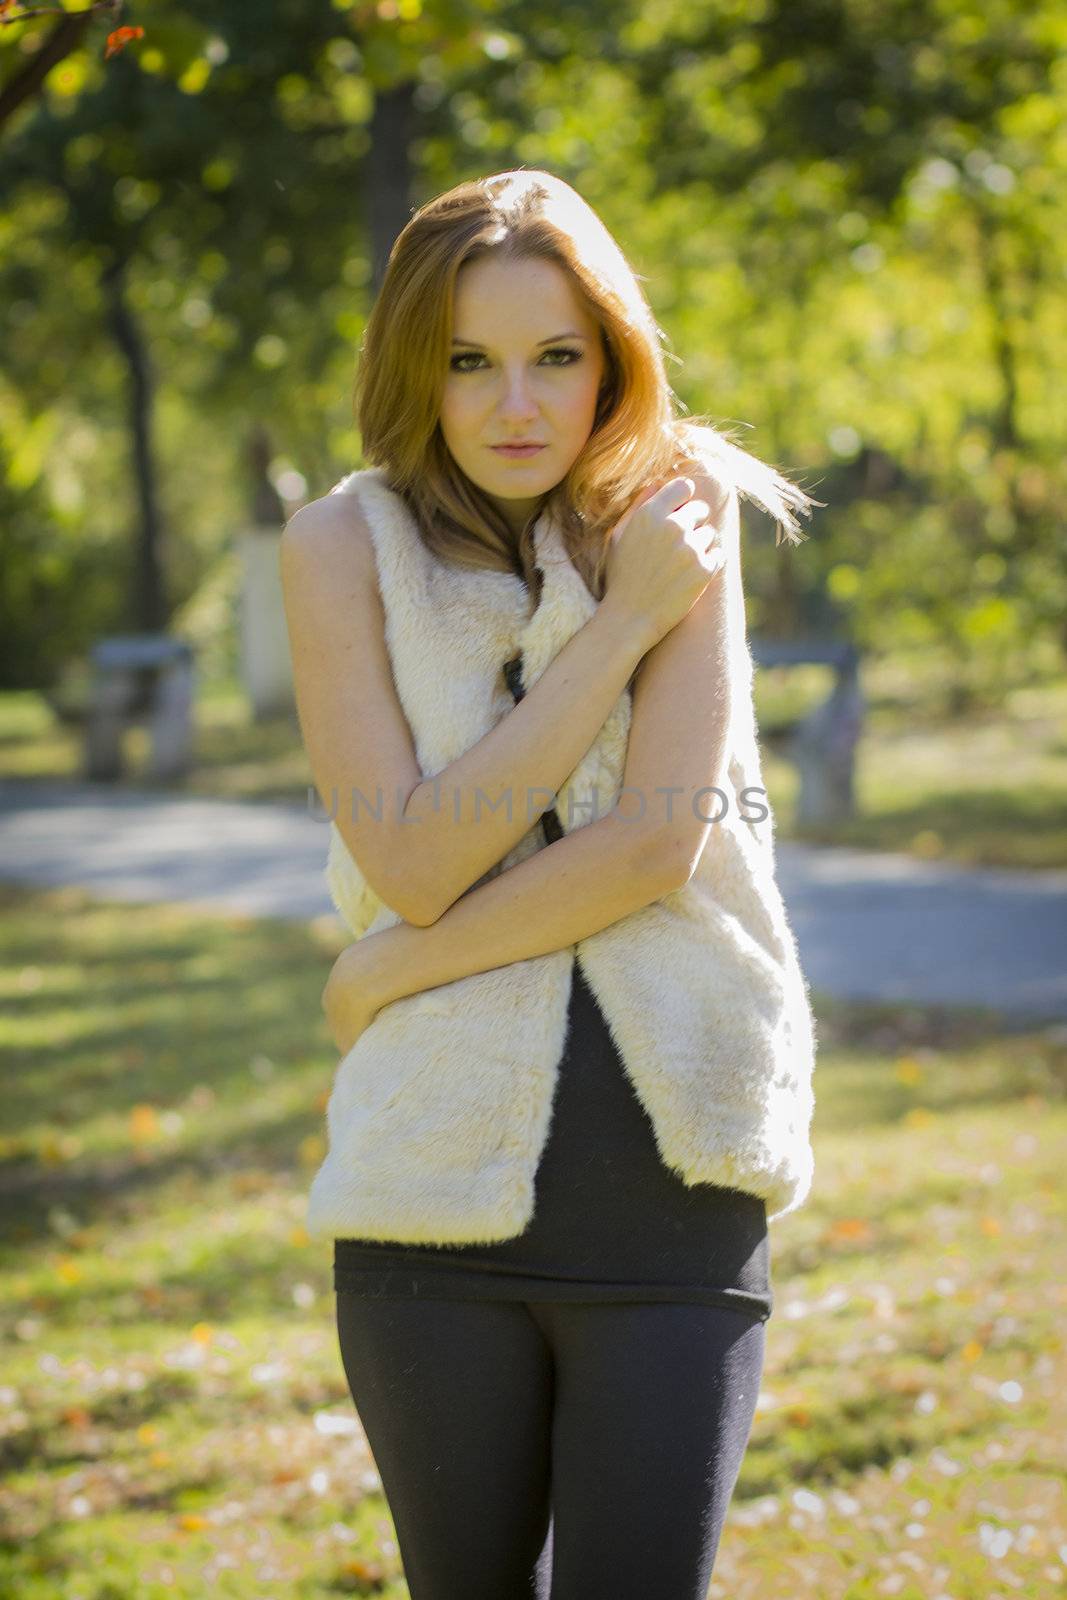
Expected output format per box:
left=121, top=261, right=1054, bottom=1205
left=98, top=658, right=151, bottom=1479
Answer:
left=83, top=635, right=195, bottom=782
left=750, top=637, right=865, bottom=826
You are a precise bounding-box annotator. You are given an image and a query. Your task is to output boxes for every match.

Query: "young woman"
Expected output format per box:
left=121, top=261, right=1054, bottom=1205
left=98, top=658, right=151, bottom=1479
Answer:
left=281, top=169, right=819, bottom=1600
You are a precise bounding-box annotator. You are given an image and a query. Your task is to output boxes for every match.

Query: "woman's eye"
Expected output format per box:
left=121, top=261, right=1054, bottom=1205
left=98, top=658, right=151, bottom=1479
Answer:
left=449, top=347, right=583, bottom=373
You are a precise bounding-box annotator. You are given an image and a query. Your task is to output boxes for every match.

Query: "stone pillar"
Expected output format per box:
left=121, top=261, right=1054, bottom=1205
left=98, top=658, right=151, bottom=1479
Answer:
left=237, top=525, right=294, bottom=719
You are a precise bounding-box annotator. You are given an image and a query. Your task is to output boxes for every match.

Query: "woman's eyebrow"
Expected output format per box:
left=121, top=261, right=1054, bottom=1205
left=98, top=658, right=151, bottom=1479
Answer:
left=450, top=331, right=589, bottom=347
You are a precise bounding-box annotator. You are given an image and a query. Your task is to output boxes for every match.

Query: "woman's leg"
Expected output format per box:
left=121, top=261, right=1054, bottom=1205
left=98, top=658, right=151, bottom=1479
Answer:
left=335, top=1292, right=554, bottom=1600
left=529, top=1300, right=766, bottom=1600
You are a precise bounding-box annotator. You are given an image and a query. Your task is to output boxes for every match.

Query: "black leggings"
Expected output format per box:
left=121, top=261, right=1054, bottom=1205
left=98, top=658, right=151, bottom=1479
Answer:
left=335, top=1293, right=766, bottom=1600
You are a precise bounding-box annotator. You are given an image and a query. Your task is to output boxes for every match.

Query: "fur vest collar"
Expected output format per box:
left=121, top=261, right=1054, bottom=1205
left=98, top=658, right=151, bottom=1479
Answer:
left=306, top=465, right=817, bottom=1242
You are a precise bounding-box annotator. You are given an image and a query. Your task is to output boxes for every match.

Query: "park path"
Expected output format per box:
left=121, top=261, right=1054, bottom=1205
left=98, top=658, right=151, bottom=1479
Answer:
left=1, top=776, right=1065, bottom=1024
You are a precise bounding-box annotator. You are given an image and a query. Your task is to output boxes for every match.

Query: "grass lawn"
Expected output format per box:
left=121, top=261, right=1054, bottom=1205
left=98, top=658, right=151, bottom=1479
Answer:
left=2, top=664, right=1066, bottom=870
left=0, top=881, right=1064, bottom=1598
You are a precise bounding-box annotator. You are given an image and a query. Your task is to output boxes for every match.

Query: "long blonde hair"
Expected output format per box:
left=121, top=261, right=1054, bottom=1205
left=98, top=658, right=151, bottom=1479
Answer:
left=354, top=168, right=821, bottom=599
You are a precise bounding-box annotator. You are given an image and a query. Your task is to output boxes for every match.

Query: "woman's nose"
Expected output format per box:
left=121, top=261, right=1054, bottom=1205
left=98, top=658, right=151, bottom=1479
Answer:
left=498, top=373, right=538, bottom=417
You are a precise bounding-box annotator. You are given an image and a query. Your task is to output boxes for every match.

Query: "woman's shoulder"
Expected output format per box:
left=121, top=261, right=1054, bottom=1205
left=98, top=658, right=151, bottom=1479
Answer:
left=281, top=484, right=379, bottom=595
left=285, top=463, right=399, bottom=544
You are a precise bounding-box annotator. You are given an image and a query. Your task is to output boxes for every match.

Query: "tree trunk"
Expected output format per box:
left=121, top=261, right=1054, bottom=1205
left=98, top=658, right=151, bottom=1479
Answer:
left=366, top=80, right=417, bottom=296
left=102, top=254, right=167, bottom=631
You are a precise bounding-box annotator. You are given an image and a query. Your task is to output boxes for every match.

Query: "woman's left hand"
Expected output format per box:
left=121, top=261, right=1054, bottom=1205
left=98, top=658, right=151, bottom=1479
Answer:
left=321, top=936, right=395, bottom=1057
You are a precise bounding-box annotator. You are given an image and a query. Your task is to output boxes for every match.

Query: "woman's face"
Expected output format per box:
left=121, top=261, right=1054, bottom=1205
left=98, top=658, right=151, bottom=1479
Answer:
left=439, top=254, right=606, bottom=534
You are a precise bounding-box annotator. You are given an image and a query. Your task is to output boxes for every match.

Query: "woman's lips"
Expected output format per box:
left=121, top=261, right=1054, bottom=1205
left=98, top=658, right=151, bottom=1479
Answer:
left=490, top=444, right=547, bottom=458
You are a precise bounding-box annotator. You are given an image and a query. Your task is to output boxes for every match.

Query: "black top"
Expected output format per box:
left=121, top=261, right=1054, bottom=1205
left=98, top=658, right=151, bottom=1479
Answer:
left=332, top=649, right=774, bottom=1323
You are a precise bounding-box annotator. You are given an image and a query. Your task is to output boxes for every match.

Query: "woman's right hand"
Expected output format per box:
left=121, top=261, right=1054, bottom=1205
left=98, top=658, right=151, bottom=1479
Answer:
left=601, top=475, right=727, bottom=651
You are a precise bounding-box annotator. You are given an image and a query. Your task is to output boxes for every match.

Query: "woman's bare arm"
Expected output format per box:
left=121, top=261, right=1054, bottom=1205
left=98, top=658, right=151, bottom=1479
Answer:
left=354, top=806, right=685, bottom=1011
left=398, top=600, right=657, bottom=921
left=281, top=491, right=662, bottom=927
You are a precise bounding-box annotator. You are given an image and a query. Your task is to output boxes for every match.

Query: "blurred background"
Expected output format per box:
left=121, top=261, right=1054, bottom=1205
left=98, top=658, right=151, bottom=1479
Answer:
left=1, top=6, right=1065, bottom=1598
left=1, top=0, right=1064, bottom=862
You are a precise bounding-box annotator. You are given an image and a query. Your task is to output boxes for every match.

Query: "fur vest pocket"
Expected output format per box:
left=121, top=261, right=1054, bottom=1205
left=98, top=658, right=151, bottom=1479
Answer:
left=306, top=464, right=817, bottom=1243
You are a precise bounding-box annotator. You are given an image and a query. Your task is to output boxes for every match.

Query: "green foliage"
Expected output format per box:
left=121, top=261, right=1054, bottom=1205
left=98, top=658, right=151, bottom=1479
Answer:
left=0, top=0, right=1063, bottom=708
left=0, top=477, right=129, bottom=689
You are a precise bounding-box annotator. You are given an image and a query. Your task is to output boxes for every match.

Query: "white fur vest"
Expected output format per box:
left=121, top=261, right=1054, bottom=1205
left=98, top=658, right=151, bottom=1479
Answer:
left=305, top=464, right=817, bottom=1243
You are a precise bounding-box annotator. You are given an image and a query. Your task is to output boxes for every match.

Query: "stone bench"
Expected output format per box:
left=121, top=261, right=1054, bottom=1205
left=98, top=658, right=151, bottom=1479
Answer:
left=83, top=635, right=195, bottom=782
left=750, top=636, right=865, bottom=826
